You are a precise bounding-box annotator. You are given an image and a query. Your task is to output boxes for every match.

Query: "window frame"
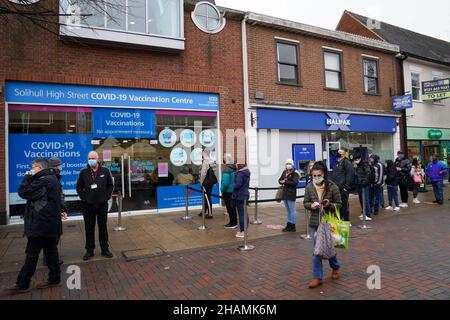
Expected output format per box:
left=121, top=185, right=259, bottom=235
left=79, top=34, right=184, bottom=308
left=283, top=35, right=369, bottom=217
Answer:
left=191, top=1, right=226, bottom=34
left=323, top=49, right=344, bottom=91
left=411, top=72, right=422, bottom=102
left=275, top=40, right=301, bottom=86
left=362, top=58, right=380, bottom=95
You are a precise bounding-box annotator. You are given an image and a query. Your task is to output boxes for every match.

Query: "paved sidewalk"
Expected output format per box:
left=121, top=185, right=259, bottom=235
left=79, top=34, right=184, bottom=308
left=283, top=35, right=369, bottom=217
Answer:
left=0, top=187, right=449, bottom=300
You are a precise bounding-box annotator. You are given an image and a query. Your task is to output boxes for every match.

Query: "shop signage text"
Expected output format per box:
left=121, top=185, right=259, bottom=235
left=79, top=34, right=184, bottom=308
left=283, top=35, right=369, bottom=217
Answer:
left=392, top=94, right=413, bottom=111
left=6, top=81, right=220, bottom=111
left=428, top=129, right=443, bottom=140
left=326, top=113, right=351, bottom=131
left=422, top=78, right=450, bottom=101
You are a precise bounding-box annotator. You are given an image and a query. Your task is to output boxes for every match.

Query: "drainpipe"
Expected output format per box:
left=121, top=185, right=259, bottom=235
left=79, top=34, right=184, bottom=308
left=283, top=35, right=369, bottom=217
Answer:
left=396, top=52, right=408, bottom=157
left=241, top=13, right=250, bottom=165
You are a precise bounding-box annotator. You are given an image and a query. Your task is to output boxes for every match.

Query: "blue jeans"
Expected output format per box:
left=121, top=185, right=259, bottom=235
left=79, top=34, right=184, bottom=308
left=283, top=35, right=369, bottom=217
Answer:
left=431, top=181, right=444, bottom=202
left=371, top=184, right=383, bottom=212
left=283, top=200, right=297, bottom=224
left=235, top=199, right=249, bottom=232
left=379, top=185, right=385, bottom=208
left=311, top=227, right=340, bottom=280
left=387, top=185, right=399, bottom=207
left=358, top=185, right=371, bottom=216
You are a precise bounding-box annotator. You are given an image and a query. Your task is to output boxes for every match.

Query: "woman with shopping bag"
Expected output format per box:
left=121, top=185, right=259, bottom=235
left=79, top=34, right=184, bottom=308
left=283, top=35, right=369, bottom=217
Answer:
left=411, top=158, right=425, bottom=204
left=303, top=161, right=342, bottom=289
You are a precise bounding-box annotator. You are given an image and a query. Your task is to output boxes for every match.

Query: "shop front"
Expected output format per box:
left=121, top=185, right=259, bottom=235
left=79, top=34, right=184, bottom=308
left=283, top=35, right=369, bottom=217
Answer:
left=5, top=81, right=221, bottom=222
left=407, top=127, right=450, bottom=164
left=252, top=108, right=399, bottom=199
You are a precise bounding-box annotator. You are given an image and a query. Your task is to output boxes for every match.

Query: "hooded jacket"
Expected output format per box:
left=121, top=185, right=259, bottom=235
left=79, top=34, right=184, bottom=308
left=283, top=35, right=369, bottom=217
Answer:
left=232, top=167, right=250, bottom=200
left=331, top=157, right=354, bottom=190
left=355, top=160, right=372, bottom=187
left=18, top=169, right=62, bottom=238
left=221, top=163, right=236, bottom=194
left=426, top=160, right=449, bottom=182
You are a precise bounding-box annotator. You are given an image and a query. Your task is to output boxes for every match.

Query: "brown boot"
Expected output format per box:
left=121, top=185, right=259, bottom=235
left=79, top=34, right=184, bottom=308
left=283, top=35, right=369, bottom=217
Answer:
left=332, top=269, right=340, bottom=280
left=308, top=279, right=322, bottom=288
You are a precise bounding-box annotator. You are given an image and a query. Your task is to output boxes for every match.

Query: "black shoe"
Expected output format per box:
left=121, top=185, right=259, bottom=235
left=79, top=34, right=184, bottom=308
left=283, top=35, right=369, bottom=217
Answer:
left=6, top=284, right=31, bottom=294
left=198, top=212, right=204, bottom=217
left=283, top=223, right=295, bottom=232
left=83, top=251, right=94, bottom=261
left=432, top=200, right=438, bottom=203
left=374, top=210, right=379, bottom=216
left=437, top=201, right=444, bottom=205
left=205, top=215, right=213, bottom=219
left=36, top=281, right=60, bottom=290
left=101, top=250, right=113, bottom=258
left=224, top=223, right=238, bottom=229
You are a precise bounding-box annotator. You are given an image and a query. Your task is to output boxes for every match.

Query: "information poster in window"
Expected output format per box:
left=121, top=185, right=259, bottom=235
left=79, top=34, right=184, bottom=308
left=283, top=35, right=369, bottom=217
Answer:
left=158, top=162, right=169, bottom=178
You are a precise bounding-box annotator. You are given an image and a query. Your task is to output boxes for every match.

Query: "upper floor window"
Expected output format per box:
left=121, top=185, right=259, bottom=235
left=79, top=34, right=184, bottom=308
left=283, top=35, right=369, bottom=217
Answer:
left=411, top=72, right=421, bottom=101
left=191, top=1, right=226, bottom=34
left=64, top=0, right=183, bottom=38
left=324, top=50, right=343, bottom=90
left=276, top=41, right=299, bottom=85
left=363, top=58, right=379, bottom=94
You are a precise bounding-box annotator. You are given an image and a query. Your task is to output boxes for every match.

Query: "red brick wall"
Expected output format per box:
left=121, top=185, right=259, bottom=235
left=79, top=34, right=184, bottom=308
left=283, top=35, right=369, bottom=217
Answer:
left=336, top=12, right=384, bottom=41
left=0, top=1, right=244, bottom=213
left=247, top=24, right=400, bottom=114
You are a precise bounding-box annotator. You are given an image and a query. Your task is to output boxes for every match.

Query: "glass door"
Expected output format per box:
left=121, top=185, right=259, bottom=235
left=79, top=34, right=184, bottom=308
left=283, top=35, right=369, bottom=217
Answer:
left=96, top=138, right=158, bottom=212
left=326, top=141, right=341, bottom=171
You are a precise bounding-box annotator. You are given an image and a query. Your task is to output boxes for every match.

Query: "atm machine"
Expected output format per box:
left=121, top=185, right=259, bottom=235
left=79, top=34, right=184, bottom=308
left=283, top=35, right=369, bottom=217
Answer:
left=292, top=144, right=316, bottom=187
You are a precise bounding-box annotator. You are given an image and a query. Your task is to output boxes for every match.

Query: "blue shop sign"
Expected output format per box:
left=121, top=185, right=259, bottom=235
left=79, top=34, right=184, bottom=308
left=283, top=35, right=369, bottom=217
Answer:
left=157, top=184, right=219, bottom=209
left=392, top=94, right=413, bottom=111
left=5, top=81, right=219, bottom=111
left=257, top=109, right=397, bottom=133
left=93, top=108, right=156, bottom=138
left=8, top=134, right=93, bottom=204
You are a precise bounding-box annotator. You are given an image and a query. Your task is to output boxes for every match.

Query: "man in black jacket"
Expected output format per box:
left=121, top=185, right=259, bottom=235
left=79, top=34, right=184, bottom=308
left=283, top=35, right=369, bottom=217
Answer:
left=395, top=151, right=412, bottom=208
left=331, top=147, right=354, bottom=221
left=354, top=154, right=373, bottom=221
left=8, top=158, right=62, bottom=294
left=76, top=151, right=114, bottom=261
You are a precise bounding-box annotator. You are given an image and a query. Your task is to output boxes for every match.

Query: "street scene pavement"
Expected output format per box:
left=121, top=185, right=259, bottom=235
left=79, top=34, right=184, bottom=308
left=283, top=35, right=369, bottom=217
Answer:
left=0, top=187, right=449, bottom=300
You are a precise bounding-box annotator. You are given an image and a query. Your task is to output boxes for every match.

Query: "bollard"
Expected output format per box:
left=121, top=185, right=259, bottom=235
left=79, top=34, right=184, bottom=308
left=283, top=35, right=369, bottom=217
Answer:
left=113, top=192, right=126, bottom=232
left=358, top=187, right=372, bottom=230
left=300, top=208, right=312, bottom=240
left=198, top=187, right=207, bottom=231
left=250, top=187, right=262, bottom=225
left=181, top=185, right=193, bottom=221
left=238, top=199, right=255, bottom=251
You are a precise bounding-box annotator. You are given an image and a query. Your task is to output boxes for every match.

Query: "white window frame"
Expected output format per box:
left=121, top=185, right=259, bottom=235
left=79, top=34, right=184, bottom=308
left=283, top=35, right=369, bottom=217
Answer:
left=411, top=72, right=422, bottom=102
left=191, top=1, right=226, bottom=34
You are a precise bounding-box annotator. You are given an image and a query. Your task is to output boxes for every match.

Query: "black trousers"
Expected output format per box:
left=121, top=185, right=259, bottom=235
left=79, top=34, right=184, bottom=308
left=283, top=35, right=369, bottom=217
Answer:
left=202, top=185, right=213, bottom=216
left=340, top=189, right=350, bottom=221
left=83, top=202, right=109, bottom=252
left=17, top=236, right=60, bottom=289
left=399, top=184, right=409, bottom=203
left=222, top=192, right=237, bottom=225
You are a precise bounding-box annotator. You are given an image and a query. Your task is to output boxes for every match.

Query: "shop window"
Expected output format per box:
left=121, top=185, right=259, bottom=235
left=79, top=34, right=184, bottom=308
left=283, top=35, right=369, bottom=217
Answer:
left=276, top=41, right=299, bottom=85
left=411, top=72, right=421, bottom=101
left=363, top=58, right=379, bottom=94
left=324, top=50, right=343, bottom=90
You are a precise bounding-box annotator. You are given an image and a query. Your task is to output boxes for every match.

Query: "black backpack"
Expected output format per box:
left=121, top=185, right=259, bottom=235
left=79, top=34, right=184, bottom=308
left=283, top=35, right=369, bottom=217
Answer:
left=202, top=165, right=217, bottom=187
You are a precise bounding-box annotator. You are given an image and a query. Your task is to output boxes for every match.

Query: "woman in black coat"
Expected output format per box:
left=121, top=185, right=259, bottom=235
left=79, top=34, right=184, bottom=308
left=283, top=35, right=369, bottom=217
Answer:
left=278, top=159, right=300, bottom=232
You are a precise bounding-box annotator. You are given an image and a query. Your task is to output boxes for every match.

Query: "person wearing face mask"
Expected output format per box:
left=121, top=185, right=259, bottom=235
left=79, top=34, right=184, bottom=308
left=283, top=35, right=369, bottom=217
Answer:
left=278, top=159, right=301, bottom=232
left=353, top=154, right=373, bottom=221
left=76, top=151, right=114, bottom=261
left=331, top=147, right=354, bottom=222
left=7, top=158, right=62, bottom=294
left=395, top=151, right=412, bottom=208
left=425, top=154, right=448, bottom=205
left=305, top=160, right=315, bottom=186
left=303, top=162, right=342, bottom=289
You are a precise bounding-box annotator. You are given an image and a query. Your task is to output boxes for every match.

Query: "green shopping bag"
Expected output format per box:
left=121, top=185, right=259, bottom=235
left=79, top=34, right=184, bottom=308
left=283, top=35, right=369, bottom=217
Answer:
left=322, top=205, right=350, bottom=249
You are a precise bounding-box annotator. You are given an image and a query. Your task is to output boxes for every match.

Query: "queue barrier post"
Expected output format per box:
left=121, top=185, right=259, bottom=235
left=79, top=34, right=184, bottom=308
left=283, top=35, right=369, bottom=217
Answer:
left=181, top=185, right=193, bottom=221
left=300, top=208, right=311, bottom=240
left=358, top=187, right=372, bottom=230
left=250, top=187, right=262, bottom=225
left=113, top=192, right=126, bottom=232
left=238, top=199, right=255, bottom=251
left=198, top=187, right=207, bottom=231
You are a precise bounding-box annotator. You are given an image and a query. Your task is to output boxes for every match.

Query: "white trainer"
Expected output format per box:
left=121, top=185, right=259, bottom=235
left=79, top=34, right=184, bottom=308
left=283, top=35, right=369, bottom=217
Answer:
left=235, top=232, right=245, bottom=238
left=394, top=207, right=401, bottom=211
left=359, top=216, right=372, bottom=221
left=399, top=203, right=408, bottom=208
left=413, top=198, right=421, bottom=204
left=385, top=206, right=393, bottom=211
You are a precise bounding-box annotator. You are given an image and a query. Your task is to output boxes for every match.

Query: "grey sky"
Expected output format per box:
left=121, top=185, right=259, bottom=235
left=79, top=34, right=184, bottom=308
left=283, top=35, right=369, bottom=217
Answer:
left=216, top=0, right=450, bottom=42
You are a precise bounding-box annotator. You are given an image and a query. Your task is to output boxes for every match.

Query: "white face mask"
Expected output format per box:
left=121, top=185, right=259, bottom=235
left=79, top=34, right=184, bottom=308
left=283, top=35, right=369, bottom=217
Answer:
left=286, top=164, right=293, bottom=170
left=354, top=160, right=361, bottom=165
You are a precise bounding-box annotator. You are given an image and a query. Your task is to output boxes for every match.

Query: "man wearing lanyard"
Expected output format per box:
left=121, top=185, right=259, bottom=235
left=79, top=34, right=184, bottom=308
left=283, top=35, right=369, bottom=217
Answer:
left=76, top=151, right=114, bottom=261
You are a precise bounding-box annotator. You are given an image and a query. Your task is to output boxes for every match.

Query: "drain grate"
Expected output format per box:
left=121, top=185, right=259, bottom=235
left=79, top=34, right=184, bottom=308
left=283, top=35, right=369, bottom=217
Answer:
left=121, top=247, right=165, bottom=261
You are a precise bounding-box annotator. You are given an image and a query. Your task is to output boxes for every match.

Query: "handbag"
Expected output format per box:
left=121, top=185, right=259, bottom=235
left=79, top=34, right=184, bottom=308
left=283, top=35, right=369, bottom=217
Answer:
left=313, top=207, right=337, bottom=259
left=413, top=173, right=423, bottom=184
left=275, top=187, right=283, bottom=203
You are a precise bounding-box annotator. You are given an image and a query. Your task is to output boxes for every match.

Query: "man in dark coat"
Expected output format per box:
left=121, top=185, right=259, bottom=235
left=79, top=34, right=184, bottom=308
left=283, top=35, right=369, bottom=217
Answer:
left=395, top=151, right=412, bottom=208
left=353, top=154, right=373, bottom=221
left=331, top=147, right=354, bottom=221
left=7, top=158, right=62, bottom=293
left=76, top=151, right=114, bottom=261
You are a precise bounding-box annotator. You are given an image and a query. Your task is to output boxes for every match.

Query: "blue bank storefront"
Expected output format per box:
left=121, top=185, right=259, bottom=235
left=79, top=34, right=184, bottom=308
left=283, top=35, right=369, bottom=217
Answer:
left=5, top=81, right=221, bottom=221
left=253, top=107, right=400, bottom=193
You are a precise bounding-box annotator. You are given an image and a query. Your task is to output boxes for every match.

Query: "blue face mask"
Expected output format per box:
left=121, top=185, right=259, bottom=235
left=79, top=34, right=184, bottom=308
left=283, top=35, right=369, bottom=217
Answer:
left=88, top=159, right=97, bottom=167
left=29, top=169, right=36, bottom=176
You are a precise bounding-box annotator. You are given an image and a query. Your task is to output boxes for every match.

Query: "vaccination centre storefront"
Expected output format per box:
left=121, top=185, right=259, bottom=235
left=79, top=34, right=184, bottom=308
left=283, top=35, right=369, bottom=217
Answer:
left=253, top=107, right=400, bottom=198
left=5, top=81, right=221, bottom=222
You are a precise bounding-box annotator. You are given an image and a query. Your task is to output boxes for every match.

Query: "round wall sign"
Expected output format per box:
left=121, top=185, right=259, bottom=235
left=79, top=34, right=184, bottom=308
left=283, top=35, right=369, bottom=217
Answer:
left=159, top=128, right=177, bottom=148
left=199, top=129, right=215, bottom=148
left=170, top=148, right=187, bottom=166
left=180, top=129, right=197, bottom=148
left=190, top=148, right=203, bottom=166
